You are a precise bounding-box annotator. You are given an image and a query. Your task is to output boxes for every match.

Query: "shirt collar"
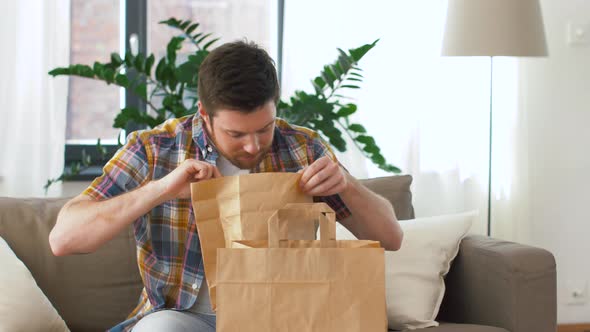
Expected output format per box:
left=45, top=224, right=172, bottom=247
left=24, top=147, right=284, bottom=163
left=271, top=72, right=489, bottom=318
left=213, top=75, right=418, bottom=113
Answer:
left=191, top=114, right=219, bottom=164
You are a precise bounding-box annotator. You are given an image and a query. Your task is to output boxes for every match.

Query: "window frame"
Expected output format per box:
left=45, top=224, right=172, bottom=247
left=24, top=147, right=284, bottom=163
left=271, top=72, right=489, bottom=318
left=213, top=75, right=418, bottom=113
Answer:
left=64, top=0, right=147, bottom=180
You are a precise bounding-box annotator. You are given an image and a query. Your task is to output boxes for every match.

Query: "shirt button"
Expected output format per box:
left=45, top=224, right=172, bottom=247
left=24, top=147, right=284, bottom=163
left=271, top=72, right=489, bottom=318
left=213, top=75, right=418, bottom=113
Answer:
left=206, top=145, right=213, bottom=153
left=192, top=283, right=198, bottom=290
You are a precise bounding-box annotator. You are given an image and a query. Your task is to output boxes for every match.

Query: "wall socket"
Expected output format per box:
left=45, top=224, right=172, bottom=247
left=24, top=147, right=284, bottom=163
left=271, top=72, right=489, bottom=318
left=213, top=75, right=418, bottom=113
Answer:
left=565, top=281, right=588, bottom=306
left=568, top=22, right=590, bottom=46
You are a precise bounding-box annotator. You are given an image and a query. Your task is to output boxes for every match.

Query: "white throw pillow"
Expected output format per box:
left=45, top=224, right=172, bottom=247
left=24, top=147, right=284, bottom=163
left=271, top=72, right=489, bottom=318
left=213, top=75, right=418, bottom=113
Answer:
left=0, top=236, right=70, bottom=332
left=335, top=211, right=476, bottom=330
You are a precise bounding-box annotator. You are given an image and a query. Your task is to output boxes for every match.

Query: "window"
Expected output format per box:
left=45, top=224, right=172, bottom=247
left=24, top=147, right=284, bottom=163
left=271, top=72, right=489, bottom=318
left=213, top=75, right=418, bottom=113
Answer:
left=65, top=0, right=281, bottom=180
left=65, top=0, right=126, bottom=179
left=68, top=0, right=122, bottom=144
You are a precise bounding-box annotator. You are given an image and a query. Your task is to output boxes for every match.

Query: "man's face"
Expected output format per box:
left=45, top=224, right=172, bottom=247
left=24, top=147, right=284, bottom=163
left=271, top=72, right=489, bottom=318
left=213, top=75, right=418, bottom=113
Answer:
left=200, top=101, right=276, bottom=169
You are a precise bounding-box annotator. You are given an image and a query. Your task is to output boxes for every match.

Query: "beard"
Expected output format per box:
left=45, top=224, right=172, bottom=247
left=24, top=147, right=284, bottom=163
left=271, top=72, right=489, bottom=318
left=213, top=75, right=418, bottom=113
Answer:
left=224, top=146, right=271, bottom=169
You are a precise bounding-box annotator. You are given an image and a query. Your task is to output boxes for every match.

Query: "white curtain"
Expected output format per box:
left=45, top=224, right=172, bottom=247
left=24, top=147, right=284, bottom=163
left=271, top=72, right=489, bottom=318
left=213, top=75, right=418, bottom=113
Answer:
left=0, top=0, right=70, bottom=198
left=283, top=0, right=529, bottom=240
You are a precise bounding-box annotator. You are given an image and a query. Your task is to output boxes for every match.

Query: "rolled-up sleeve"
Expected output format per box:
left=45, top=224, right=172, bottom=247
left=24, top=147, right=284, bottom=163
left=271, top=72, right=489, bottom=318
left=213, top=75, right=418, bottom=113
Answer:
left=82, top=131, right=151, bottom=200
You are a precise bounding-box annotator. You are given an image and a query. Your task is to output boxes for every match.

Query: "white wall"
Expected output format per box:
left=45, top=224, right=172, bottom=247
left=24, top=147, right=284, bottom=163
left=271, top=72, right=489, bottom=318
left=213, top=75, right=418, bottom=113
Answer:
left=520, top=0, right=590, bottom=323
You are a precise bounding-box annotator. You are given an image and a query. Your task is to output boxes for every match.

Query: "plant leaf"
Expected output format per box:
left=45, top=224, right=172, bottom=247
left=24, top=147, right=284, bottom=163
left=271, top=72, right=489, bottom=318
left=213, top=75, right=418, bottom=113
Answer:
left=336, top=104, right=357, bottom=117
left=348, top=124, right=366, bottom=133
left=155, top=57, right=167, bottom=81
left=176, top=59, right=199, bottom=84
left=115, top=73, right=129, bottom=87
left=103, top=68, right=115, bottom=82
left=186, top=22, right=199, bottom=35
left=124, top=53, right=134, bottom=67
left=371, top=154, right=386, bottom=165
left=134, top=82, right=147, bottom=100
left=196, top=33, right=212, bottom=44
left=380, top=164, right=402, bottom=173
left=179, top=20, right=190, bottom=29
left=356, top=135, right=376, bottom=145
left=145, top=54, right=155, bottom=74
left=159, top=18, right=180, bottom=27
left=74, top=64, right=95, bottom=78
left=330, top=64, right=342, bottom=78
left=312, top=77, right=326, bottom=95
left=167, top=36, right=185, bottom=63
left=349, top=39, right=379, bottom=62
left=113, top=107, right=139, bottom=129
left=110, top=53, right=123, bottom=67
left=203, top=37, right=220, bottom=50
left=48, top=67, right=70, bottom=76
left=134, top=53, right=145, bottom=72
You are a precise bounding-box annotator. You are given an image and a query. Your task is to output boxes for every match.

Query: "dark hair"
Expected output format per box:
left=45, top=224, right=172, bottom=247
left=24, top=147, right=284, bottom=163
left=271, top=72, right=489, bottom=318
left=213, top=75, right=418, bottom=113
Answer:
left=197, top=40, right=280, bottom=116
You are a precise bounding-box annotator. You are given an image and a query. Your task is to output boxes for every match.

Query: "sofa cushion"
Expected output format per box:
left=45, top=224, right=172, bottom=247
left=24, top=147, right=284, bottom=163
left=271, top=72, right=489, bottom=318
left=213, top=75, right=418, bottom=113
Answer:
left=360, top=175, right=414, bottom=220
left=0, top=235, right=69, bottom=332
left=335, top=211, right=476, bottom=330
left=0, top=197, right=143, bottom=332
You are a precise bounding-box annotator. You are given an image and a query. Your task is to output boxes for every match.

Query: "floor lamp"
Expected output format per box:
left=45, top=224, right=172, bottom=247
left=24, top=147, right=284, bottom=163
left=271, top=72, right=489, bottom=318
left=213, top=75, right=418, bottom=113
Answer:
left=441, top=0, right=548, bottom=236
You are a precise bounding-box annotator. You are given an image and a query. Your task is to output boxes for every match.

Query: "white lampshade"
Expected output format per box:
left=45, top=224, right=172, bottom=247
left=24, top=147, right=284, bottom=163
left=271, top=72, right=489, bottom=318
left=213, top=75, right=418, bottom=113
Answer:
left=442, top=0, right=548, bottom=57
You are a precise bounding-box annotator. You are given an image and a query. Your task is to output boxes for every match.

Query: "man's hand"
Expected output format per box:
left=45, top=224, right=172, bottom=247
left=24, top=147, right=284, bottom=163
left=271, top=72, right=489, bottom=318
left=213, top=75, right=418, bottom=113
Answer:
left=156, top=159, right=221, bottom=200
left=299, top=156, right=348, bottom=196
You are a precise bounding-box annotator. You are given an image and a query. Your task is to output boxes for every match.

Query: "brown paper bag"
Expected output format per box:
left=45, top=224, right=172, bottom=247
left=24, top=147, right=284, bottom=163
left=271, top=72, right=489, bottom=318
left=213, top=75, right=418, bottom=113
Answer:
left=216, top=203, right=387, bottom=332
left=190, top=173, right=313, bottom=310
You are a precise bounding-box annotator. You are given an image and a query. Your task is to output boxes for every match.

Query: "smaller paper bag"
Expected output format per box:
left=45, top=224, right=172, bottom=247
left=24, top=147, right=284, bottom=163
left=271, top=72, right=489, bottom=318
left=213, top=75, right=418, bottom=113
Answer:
left=216, top=203, right=387, bottom=332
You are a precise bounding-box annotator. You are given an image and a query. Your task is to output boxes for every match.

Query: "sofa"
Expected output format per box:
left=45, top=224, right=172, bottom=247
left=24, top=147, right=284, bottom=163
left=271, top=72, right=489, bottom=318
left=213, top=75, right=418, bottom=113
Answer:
left=0, top=175, right=556, bottom=332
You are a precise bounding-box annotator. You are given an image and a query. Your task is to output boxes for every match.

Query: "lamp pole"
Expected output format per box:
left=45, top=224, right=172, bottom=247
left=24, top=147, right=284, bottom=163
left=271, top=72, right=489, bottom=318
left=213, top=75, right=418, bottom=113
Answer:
left=487, top=56, right=493, bottom=237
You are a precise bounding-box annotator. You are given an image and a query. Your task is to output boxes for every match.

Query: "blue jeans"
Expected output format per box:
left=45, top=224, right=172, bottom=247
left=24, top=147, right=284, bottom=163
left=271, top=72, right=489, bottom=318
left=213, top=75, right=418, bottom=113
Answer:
left=132, top=310, right=216, bottom=332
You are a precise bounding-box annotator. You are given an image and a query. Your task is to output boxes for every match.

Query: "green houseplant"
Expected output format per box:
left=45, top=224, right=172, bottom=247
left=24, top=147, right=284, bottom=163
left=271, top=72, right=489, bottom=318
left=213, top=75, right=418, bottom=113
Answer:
left=46, top=18, right=400, bottom=190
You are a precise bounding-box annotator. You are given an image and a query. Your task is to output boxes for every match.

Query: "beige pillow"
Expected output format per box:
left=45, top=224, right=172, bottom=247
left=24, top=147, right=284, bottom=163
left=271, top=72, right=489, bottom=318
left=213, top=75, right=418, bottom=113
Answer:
left=335, top=211, right=476, bottom=330
left=0, top=236, right=69, bottom=332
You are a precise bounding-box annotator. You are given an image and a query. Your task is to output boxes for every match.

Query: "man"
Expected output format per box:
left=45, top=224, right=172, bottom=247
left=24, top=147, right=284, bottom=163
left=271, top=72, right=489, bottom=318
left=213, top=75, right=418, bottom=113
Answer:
left=49, top=41, right=403, bottom=332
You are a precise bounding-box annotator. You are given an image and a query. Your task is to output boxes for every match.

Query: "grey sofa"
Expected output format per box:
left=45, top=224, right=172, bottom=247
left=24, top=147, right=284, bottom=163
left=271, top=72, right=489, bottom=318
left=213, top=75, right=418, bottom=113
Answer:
left=0, top=175, right=556, bottom=332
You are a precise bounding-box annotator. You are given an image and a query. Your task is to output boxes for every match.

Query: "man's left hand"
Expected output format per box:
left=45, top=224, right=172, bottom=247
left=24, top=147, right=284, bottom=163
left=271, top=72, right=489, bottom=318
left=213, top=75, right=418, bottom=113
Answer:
left=299, top=156, right=348, bottom=196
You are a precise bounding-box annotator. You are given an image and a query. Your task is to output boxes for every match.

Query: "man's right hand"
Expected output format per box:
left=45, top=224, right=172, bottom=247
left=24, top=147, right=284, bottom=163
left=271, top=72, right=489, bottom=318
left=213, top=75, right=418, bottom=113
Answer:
left=50, top=159, right=221, bottom=256
left=156, top=159, right=222, bottom=201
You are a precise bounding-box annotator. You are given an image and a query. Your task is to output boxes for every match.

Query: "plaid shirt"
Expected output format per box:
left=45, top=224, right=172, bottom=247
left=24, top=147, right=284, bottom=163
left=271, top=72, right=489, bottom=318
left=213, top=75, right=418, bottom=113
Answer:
left=83, top=114, right=351, bottom=331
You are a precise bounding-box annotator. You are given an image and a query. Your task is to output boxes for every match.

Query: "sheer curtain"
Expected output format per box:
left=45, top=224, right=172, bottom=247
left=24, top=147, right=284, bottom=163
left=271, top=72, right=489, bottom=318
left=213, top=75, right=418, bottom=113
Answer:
left=282, top=0, right=529, bottom=240
left=0, top=0, right=70, bottom=198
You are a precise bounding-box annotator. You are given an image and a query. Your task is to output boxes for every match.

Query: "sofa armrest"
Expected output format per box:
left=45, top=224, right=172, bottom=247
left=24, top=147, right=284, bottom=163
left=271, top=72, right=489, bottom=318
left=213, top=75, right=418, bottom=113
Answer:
left=437, top=235, right=556, bottom=332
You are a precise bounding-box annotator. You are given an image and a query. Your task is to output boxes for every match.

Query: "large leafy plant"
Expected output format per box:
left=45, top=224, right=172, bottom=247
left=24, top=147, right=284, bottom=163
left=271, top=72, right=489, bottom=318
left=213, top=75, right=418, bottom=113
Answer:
left=46, top=18, right=399, bottom=190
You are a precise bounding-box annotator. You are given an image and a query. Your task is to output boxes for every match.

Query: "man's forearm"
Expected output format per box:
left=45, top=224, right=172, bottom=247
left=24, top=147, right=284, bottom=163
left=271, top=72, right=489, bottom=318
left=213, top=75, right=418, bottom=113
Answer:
left=338, top=172, right=403, bottom=250
left=49, top=180, right=166, bottom=256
